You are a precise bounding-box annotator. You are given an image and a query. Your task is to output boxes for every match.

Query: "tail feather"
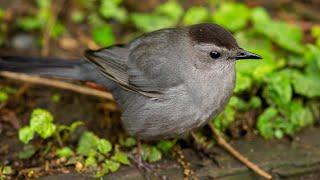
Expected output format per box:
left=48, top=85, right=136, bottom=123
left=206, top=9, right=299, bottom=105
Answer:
left=0, top=55, right=93, bottom=80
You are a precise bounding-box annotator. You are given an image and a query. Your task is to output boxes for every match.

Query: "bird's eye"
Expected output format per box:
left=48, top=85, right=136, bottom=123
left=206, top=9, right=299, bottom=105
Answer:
left=210, top=51, right=221, bottom=59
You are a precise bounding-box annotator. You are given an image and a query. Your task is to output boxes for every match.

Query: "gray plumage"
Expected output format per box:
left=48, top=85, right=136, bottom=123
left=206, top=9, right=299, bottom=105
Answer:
left=0, top=23, right=261, bottom=140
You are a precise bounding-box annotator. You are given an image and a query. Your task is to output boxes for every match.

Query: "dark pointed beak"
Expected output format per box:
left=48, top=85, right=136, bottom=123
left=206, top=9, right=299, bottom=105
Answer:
left=236, top=49, right=262, bottom=60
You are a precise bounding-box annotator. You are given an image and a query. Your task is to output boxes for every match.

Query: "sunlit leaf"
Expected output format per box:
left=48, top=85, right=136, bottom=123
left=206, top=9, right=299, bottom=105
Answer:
left=156, top=140, right=175, bottom=153
left=263, top=71, right=292, bottom=107
left=111, top=151, right=130, bottom=165
left=103, top=159, right=120, bottom=172
left=119, top=137, right=136, bottom=147
left=97, top=139, right=112, bottom=154
left=183, top=6, right=209, bottom=25
left=257, top=107, right=278, bottom=139
left=99, top=0, right=127, bottom=22
left=131, top=1, right=183, bottom=32
left=92, top=25, right=115, bottom=46
left=77, top=131, right=99, bottom=157
left=19, top=126, right=35, bottom=144
left=213, top=2, right=250, bottom=31
left=30, top=109, right=56, bottom=139
left=56, top=147, right=74, bottom=158
left=251, top=7, right=304, bottom=54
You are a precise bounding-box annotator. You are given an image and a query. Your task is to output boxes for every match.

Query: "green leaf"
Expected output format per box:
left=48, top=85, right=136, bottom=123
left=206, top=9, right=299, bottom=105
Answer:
left=1, top=166, right=13, bottom=176
left=284, top=101, right=314, bottom=129
left=212, top=2, right=250, bottom=31
left=229, top=96, right=248, bottom=111
left=292, top=71, right=320, bottom=98
left=71, top=10, right=84, bottom=23
left=156, top=1, right=183, bottom=20
left=131, top=1, right=183, bottom=32
left=29, top=109, right=56, bottom=139
left=97, top=139, right=112, bottom=154
left=183, top=7, right=209, bottom=25
left=0, top=8, right=4, bottom=20
left=85, top=156, right=97, bottom=167
left=263, top=71, right=292, bottom=107
left=274, top=129, right=284, bottom=139
left=291, top=46, right=320, bottom=97
left=88, top=13, right=105, bottom=27
left=19, top=126, right=35, bottom=144
left=234, top=72, right=252, bottom=92
left=156, top=140, right=175, bottom=153
left=147, top=147, right=162, bottom=163
left=119, top=137, right=136, bottom=147
left=214, top=99, right=236, bottom=131
left=257, top=107, right=278, bottom=139
left=77, top=131, right=99, bottom=157
left=19, top=144, right=36, bottom=159
left=141, top=145, right=162, bottom=162
left=251, top=7, right=304, bottom=54
left=274, top=117, right=294, bottom=135
left=99, top=0, right=127, bottom=22
left=92, top=25, right=115, bottom=46
left=311, top=25, right=320, bottom=39
left=30, top=108, right=54, bottom=123
left=36, top=0, right=51, bottom=8
left=111, top=151, right=130, bottom=165
left=131, top=14, right=172, bottom=32
left=103, top=159, right=120, bottom=172
left=16, top=17, right=43, bottom=31
left=0, top=91, right=8, bottom=103
left=249, top=96, right=262, bottom=108
left=51, top=21, right=65, bottom=39
left=56, top=147, right=74, bottom=158
left=69, top=121, right=84, bottom=133
left=235, top=31, right=279, bottom=82
left=50, top=93, right=61, bottom=103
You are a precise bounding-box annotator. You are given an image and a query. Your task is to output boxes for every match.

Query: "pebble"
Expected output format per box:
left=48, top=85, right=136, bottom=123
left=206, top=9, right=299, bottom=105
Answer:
left=11, top=34, right=36, bottom=50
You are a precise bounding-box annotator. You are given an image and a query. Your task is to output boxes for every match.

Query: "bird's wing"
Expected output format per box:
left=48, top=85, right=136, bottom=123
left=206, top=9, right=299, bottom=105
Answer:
left=85, top=45, right=173, bottom=98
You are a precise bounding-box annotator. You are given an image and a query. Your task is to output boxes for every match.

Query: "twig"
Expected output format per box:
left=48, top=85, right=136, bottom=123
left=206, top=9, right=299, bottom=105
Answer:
left=173, top=145, right=198, bottom=180
left=209, top=123, right=272, bottom=179
left=41, top=0, right=65, bottom=56
left=0, top=71, right=114, bottom=100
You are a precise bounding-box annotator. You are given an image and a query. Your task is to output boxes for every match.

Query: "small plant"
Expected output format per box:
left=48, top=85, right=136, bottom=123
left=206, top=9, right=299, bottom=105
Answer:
left=18, top=108, right=83, bottom=159
left=76, top=131, right=130, bottom=177
left=0, top=86, right=17, bottom=103
left=18, top=108, right=83, bottom=144
left=0, top=166, right=14, bottom=180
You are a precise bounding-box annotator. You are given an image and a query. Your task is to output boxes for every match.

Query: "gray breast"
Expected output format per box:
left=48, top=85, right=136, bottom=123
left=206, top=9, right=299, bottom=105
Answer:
left=119, top=66, right=235, bottom=141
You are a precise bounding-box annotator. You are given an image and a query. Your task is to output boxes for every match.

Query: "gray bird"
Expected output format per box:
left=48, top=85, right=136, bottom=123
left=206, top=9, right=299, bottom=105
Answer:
left=0, top=23, right=261, bottom=141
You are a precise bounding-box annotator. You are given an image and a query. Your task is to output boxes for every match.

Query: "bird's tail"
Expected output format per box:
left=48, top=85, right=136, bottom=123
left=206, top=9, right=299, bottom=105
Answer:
left=0, top=55, right=96, bottom=81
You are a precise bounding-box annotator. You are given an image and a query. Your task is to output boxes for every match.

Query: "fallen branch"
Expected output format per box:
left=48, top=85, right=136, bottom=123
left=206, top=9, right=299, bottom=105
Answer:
left=0, top=71, right=114, bottom=100
left=209, top=123, right=272, bottom=180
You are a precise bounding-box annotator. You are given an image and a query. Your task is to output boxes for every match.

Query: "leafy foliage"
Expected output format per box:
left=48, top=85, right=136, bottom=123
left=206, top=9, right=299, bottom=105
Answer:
left=131, top=1, right=183, bottom=32
left=212, top=2, right=250, bottom=31
left=19, top=108, right=56, bottom=143
left=183, top=6, right=209, bottom=25
left=6, top=0, right=320, bottom=177
left=213, top=5, right=319, bottom=139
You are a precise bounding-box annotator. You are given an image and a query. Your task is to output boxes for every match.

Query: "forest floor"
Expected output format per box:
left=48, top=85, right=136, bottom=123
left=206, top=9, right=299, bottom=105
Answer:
left=1, top=0, right=320, bottom=179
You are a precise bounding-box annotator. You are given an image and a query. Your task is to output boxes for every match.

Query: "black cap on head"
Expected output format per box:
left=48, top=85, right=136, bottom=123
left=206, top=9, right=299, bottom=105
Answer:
left=189, top=23, right=239, bottom=50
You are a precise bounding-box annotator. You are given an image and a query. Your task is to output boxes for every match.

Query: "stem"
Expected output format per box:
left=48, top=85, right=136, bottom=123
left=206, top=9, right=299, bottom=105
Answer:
left=209, top=123, right=272, bottom=180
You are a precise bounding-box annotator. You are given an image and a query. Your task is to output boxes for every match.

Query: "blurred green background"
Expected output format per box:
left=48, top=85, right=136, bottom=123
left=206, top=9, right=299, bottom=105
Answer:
left=0, top=0, right=320, bottom=177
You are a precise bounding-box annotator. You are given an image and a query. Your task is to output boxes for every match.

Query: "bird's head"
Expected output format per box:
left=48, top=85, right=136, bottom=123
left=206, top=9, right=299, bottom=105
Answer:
left=188, top=23, right=261, bottom=63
